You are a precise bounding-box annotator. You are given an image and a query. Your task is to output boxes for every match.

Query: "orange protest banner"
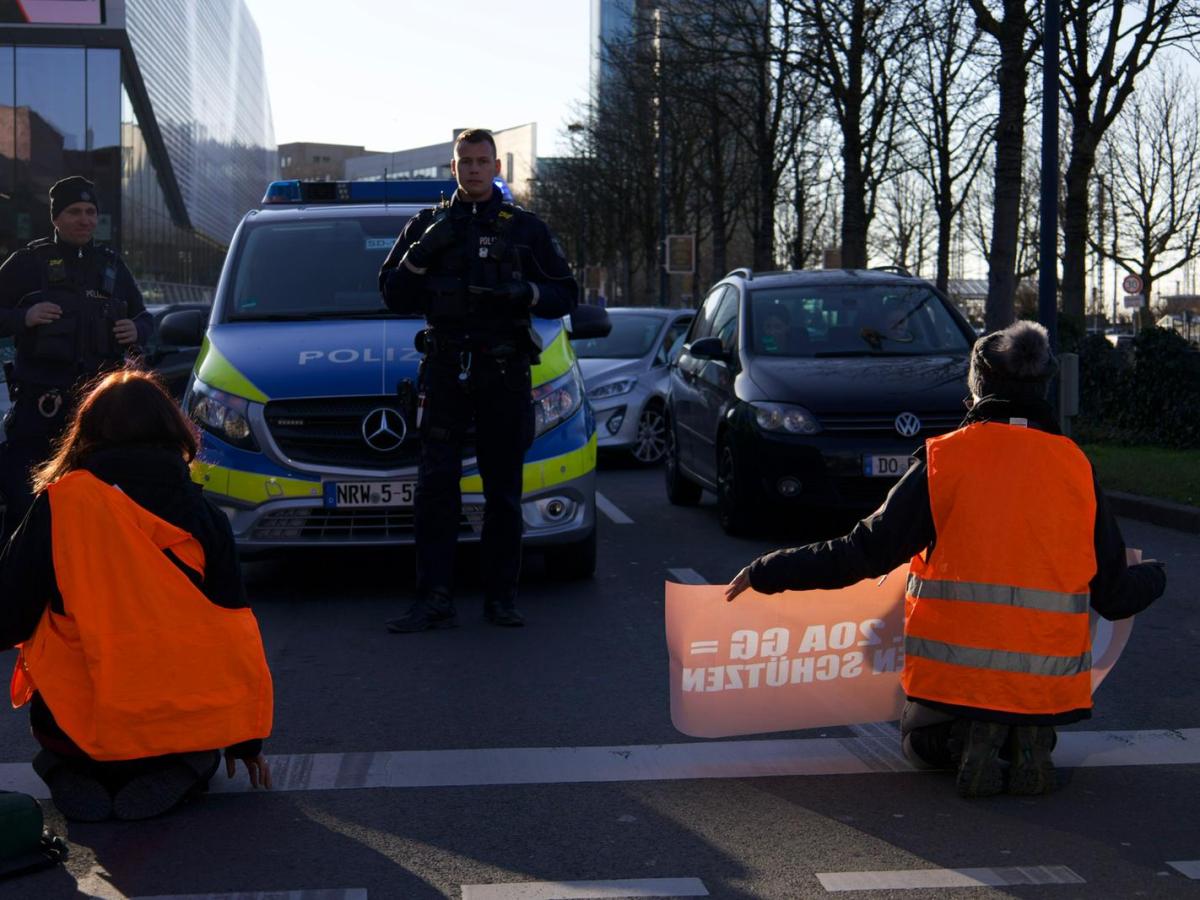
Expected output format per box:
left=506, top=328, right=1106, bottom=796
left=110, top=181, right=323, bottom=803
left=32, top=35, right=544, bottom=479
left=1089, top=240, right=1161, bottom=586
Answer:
left=665, top=564, right=1133, bottom=739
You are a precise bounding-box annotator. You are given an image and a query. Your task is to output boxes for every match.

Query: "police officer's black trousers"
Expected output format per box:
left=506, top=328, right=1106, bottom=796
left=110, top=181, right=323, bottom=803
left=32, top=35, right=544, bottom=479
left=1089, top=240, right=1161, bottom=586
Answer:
left=0, top=394, right=70, bottom=542
left=414, top=352, right=534, bottom=605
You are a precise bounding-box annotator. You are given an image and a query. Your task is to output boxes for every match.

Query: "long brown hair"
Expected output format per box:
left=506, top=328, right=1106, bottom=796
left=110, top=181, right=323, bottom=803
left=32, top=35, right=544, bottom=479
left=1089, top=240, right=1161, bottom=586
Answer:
left=32, top=368, right=199, bottom=493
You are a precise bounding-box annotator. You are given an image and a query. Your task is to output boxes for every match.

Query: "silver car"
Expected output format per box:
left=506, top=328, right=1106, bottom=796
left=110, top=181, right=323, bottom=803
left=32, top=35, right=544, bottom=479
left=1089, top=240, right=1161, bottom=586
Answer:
left=573, top=307, right=694, bottom=464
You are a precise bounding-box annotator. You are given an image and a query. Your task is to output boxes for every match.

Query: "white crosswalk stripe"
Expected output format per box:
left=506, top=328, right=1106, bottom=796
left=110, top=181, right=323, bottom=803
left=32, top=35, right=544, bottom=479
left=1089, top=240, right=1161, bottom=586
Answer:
left=461, top=878, right=709, bottom=899
left=817, top=866, right=1085, bottom=891
left=594, top=492, right=634, bottom=524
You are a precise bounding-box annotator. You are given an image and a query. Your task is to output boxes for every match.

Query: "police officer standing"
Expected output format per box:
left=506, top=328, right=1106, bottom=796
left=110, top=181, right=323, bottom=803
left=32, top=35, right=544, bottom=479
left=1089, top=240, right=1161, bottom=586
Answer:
left=380, top=128, right=578, bottom=631
left=0, top=176, right=152, bottom=540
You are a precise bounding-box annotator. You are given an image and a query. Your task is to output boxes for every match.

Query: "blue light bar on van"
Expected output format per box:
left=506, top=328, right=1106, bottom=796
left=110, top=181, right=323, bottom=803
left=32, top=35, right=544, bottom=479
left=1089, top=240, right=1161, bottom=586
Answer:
left=261, top=179, right=461, bottom=205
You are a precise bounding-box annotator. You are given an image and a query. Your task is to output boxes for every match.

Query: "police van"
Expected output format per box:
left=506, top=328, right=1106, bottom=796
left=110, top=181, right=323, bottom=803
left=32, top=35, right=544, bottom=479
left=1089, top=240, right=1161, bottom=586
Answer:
left=160, top=179, right=606, bottom=578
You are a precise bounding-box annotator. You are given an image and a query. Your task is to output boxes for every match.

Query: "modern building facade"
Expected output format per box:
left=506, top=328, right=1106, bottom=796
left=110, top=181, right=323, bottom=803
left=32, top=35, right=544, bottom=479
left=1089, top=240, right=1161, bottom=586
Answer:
left=0, top=0, right=276, bottom=298
left=279, top=141, right=367, bottom=182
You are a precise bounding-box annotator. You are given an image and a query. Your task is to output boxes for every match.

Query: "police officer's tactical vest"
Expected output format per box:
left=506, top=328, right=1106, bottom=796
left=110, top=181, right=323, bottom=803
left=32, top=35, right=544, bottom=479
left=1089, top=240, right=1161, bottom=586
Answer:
left=903, top=422, right=1097, bottom=717
left=13, top=239, right=127, bottom=386
left=10, top=470, right=274, bottom=761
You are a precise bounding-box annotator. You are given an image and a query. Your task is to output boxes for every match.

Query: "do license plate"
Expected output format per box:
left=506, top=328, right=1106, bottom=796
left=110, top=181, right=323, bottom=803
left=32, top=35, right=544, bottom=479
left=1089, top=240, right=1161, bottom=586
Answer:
left=324, top=481, right=415, bottom=508
left=863, top=454, right=912, bottom=477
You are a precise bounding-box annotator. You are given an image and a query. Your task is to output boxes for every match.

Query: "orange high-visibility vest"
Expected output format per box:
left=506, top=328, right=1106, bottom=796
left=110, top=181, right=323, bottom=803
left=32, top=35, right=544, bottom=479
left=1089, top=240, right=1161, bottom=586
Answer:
left=10, top=470, right=273, bottom=761
left=903, top=421, right=1097, bottom=717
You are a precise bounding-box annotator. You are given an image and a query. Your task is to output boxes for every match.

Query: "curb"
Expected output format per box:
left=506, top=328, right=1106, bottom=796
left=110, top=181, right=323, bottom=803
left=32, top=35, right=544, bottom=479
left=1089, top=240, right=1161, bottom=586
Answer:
left=1107, top=490, right=1200, bottom=534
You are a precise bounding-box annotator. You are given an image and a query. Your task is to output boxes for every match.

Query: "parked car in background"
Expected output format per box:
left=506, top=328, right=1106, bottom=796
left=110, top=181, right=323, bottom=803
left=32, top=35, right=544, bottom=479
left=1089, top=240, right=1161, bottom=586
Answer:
left=665, top=267, right=976, bottom=534
left=572, top=307, right=693, bottom=464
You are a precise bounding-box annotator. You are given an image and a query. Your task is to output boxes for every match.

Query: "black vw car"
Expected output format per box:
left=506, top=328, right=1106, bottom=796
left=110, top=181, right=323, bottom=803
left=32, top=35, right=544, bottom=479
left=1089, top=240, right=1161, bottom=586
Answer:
left=664, top=268, right=976, bottom=534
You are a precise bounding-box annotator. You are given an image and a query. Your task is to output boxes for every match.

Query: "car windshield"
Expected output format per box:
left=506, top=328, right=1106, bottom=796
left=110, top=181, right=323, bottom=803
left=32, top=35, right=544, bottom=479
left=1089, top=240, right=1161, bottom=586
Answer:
left=748, top=284, right=971, bottom=357
left=572, top=313, right=664, bottom=359
left=225, top=216, right=414, bottom=320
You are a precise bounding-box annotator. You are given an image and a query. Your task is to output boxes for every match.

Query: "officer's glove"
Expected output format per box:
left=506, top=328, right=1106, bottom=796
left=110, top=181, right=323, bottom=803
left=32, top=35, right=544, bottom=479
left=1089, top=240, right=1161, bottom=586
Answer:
left=493, top=280, right=534, bottom=315
left=403, top=213, right=457, bottom=270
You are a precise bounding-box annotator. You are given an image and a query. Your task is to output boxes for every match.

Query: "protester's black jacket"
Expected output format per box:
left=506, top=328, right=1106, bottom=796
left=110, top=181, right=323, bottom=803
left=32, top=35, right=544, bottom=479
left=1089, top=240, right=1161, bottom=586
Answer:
left=379, top=185, right=578, bottom=323
left=0, top=446, right=261, bottom=758
left=745, top=397, right=1167, bottom=724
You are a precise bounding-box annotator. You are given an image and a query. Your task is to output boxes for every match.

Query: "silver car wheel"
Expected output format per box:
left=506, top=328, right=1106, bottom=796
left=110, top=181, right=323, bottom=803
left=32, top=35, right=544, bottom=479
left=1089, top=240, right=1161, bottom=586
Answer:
left=632, top=404, right=668, bottom=463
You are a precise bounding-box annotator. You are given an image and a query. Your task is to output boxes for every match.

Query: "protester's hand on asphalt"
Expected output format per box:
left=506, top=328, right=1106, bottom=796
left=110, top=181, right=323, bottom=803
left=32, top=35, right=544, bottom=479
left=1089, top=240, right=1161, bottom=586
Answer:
left=725, top=566, right=753, bottom=602
left=226, top=751, right=272, bottom=789
left=24, top=301, right=61, bottom=327
left=113, top=319, right=138, bottom=345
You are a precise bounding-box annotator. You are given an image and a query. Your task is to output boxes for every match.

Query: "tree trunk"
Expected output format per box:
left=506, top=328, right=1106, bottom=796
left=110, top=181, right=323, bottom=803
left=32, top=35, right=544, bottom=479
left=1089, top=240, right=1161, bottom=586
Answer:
left=1060, top=134, right=1097, bottom=329
left=841, top=98, right=868, bottom=268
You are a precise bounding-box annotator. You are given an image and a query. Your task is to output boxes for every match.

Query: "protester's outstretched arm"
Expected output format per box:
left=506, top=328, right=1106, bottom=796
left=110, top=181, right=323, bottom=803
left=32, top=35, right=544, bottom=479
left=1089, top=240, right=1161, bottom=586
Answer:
left=0, top=495, right=60, bottom=647
left=225, top=741, right=271, bottom=789
left=727, top=460, right=934, bottom=602
left=1089, top=475, right=1166, bottom=620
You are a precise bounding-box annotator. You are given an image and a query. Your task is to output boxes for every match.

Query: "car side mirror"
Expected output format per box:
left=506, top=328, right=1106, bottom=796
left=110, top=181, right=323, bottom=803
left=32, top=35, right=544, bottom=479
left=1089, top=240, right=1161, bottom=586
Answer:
left=688, top=336, right=728, bottom=361
left=569, top=304, right=612, bottom=341
left=159, top=309, right=208, bottom=347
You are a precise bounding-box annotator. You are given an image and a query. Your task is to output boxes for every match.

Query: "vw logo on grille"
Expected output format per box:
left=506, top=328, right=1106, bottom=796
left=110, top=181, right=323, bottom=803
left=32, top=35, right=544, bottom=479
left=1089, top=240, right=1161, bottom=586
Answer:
left=361, top=407, right=407, bottom=452
left=894, top=412, right=922, bottom=438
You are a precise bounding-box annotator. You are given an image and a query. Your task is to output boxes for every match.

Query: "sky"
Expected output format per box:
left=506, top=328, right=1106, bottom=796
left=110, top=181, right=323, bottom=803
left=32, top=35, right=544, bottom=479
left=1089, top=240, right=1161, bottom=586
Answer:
left=241, top=0, right=593, bottom=158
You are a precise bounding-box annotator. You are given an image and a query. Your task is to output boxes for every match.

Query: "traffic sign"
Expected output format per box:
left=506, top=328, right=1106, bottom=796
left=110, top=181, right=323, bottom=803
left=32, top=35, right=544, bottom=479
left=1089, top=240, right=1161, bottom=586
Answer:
left=1122, top=274, right=1143, bottom=295
left=1123, top=294, right=1145, bottom=309
left=665, top=234, right=695, bottom=274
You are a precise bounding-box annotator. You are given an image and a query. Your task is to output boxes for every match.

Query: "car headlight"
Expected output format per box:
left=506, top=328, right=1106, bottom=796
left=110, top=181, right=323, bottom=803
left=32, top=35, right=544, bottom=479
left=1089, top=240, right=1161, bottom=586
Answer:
left=533, top=368, right=584, bottom=437
left=184, top=378, right=260, bottom=450
left=587, top=376, right=638, bottom=400
left=751, top=401, right=822, bottom=435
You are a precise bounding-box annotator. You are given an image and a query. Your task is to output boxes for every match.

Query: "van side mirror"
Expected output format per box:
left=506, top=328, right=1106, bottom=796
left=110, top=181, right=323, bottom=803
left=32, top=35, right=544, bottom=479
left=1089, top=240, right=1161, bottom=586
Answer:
left=569, top=304, right=611, bottom=341
left=688, top=336, right=728, bottom=361
left=159, top=309, right=208, bottom=347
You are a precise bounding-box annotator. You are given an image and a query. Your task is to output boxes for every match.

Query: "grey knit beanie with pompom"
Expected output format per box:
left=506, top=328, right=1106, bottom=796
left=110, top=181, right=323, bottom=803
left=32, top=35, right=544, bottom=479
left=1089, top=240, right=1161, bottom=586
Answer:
left=967, top=320, right=1058, bottom=402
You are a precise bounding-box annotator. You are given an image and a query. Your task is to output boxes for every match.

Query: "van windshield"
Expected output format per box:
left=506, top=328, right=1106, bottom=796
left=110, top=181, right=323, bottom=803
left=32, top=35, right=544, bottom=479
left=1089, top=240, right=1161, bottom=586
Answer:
left=749, top=284, right=972, bottom=357
left=225, top=216, right=415, bottom=320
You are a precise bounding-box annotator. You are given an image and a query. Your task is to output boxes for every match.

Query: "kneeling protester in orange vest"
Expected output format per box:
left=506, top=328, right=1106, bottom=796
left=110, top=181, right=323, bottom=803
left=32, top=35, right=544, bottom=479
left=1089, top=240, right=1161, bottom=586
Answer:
left=0, top=369, right=273, bottom=822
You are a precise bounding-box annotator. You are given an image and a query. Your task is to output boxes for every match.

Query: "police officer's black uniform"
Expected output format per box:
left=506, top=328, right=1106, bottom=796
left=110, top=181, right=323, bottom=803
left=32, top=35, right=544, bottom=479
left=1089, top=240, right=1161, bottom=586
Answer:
left=0, top=179, right=152, bottom=539
left=380, top=183, right=578, bottom=629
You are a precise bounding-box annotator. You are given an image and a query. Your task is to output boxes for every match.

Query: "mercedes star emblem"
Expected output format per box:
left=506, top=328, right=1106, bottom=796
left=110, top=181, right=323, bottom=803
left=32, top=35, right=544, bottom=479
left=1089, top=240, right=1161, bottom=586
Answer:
left=361, top=407, right=407, bottom=452
left=894, top=412, right=922, bottom=438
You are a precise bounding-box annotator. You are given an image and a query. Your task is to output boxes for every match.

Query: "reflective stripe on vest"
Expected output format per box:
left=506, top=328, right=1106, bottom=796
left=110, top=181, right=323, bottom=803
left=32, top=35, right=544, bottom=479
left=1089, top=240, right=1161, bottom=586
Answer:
left=902, top=421, right=1097, bottom=717
left=10, top=470, right=273, bottom=761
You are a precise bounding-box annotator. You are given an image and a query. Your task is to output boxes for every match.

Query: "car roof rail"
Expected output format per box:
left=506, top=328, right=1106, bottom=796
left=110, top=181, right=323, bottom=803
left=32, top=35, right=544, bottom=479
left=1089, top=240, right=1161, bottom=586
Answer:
left=726, top=267, right=753, bottom=281
left=870, top=265, right=914, bottom=277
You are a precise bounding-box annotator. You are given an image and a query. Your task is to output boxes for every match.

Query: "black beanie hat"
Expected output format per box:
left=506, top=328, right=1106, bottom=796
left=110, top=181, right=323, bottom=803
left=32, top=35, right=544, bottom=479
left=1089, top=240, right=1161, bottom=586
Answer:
left=968, top=320, right=1058, bottom=401
left=49, top=176, right=99, bottom=219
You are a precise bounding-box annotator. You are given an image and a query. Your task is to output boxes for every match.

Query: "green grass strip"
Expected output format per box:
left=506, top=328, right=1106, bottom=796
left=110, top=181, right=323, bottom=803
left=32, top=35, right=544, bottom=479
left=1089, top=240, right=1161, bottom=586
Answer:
left=1082, top=443, right=1200, bottom=507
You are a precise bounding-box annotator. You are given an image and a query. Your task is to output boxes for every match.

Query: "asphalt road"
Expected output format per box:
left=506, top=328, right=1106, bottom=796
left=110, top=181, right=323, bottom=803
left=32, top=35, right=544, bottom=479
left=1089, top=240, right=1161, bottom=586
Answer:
left=0, top=462, right=1197, bottom=899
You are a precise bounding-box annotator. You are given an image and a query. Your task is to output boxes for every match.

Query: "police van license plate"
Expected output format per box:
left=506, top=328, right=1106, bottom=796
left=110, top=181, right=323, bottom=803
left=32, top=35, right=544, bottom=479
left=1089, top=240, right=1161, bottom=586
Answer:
left=324, top=481, right=415, bottom=508
left=863, top=455, right=912, bottom=477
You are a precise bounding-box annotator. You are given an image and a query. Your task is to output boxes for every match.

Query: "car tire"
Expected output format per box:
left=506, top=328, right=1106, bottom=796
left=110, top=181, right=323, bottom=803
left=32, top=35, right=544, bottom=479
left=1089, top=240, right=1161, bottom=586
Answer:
left=630, top=400, right=668, bottom=465
left=664, top=412, right=702, bottom=506
left=717, top=437, right=759, bottom=536
left=544, top=525, right=597, bottom=580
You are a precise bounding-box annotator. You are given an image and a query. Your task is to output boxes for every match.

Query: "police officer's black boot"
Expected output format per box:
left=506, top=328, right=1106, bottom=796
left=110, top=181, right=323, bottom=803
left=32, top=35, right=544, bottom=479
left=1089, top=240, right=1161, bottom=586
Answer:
left=483, top=595, right=525, bottom=628
left=386, top=590, right=457, bottom=633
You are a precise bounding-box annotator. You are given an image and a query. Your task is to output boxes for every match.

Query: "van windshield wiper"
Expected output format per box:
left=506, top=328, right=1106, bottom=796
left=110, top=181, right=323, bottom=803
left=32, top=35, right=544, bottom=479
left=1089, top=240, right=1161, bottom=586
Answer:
left=228, top=309, right=417, bottom=322
left=812, top=349, right=928, bottom=357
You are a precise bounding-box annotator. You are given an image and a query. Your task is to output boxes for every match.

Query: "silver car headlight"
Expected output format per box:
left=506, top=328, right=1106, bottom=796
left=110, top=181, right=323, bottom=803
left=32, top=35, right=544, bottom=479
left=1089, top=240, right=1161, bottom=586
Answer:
left=184, top=378, right=260, bottom=450
left=750, top=401, right=822, bottom=435
left=533, top=368, right=584, bottom=437
left=588, top=376, right=638, bottom=400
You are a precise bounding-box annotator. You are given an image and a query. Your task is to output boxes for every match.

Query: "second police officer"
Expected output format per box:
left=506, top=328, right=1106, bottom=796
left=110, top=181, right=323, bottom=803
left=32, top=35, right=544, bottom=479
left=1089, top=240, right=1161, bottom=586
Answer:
left=380, top=128, right=578, bottom=632
left=0, top=176, right=153, bottom=541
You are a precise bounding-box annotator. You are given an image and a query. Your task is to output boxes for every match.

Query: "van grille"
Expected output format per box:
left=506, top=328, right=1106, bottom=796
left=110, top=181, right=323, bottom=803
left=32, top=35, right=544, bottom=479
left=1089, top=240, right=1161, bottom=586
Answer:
left=818, top=412, right=961, bottom=436
left=251, top=505, right=485, bottom=542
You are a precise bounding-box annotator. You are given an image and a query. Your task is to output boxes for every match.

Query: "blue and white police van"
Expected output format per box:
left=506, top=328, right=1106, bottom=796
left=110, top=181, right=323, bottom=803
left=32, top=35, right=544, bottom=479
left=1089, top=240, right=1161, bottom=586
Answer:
left=160, top=179, right=605, bottom=578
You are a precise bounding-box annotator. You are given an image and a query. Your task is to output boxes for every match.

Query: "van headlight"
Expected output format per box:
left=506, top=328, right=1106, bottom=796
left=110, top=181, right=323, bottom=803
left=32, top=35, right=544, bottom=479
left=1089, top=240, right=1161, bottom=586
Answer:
left=750, top=401, right=822, bottom=435
left=184, top=378, right=260, bottom=450
left=532, top=368, right=584, bottom=437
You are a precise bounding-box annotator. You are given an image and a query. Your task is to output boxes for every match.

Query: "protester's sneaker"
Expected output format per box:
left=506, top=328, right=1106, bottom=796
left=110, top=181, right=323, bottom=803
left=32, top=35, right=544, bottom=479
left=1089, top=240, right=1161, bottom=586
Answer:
left=387, top=592, right=458, bottom=633
left=955, top=720, right=1008, bottom=798
left=112, top=751, right=219, bottom=821
left=1007, top=725, right=1058, bottom=795
left=46, top=766, right=112, bottom=822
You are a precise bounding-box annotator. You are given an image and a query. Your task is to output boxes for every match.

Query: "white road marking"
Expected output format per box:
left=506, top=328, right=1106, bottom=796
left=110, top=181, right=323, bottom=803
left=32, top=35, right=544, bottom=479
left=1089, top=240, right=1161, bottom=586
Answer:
left=134, top=892, right=367, bottom=900
left=817, top=865, right=1084, bottom=891
left=595, top=492, right=633, bottom=524
left=461, top=878, right=708, bottom=899
left=847, top=723, right=909, bottom=772
left=3, top=729, right=1197, bottom=799
left=1168, top=860, right=1200, bottom=879
left=667, top=567, right=708, bottom=584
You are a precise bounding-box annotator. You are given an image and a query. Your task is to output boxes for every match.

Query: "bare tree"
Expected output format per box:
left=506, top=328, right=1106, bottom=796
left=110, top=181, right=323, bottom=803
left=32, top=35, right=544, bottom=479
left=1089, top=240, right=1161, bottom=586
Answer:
left=969, top=0, right=1041, bottom=331
left=1059, top=0, right=1200, bottom=327
left=905, top=0, right=995, bottom=293
left=871, top=171, right=935, bottom=274
left=788, top=0, right=921, bottom=269
left=1092, top=63, right=1200, bottom=327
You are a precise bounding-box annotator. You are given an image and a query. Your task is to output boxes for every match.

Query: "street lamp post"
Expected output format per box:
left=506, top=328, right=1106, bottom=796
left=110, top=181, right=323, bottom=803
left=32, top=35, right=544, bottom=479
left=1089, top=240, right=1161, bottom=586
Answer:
left=1039, top=0, right=1060, bottom=351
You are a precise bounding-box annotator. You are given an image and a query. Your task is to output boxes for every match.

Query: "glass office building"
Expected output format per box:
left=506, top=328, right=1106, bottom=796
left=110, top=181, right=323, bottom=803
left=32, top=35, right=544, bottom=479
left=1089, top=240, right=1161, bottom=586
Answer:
left=0, top=0, right=275, bottom=297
